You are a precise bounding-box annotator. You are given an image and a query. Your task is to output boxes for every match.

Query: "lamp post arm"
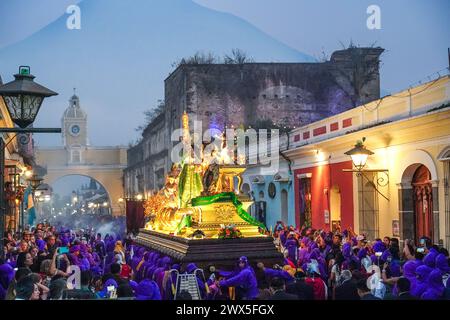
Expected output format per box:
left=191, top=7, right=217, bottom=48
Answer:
left=0, top=128, right=61, bottom=133
left=359, top=171, right=390, bottom=201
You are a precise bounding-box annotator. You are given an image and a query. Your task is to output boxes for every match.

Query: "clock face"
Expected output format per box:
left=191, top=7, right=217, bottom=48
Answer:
left=70, top=124, right=80, bottom=136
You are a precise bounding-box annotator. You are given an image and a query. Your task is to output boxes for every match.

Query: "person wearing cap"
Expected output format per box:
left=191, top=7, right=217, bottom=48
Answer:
left=218, top=256, right=258, bottom=300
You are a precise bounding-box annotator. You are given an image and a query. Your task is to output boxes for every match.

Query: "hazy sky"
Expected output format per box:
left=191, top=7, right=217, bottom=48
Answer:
left=1, top=0, right=448, bottom=92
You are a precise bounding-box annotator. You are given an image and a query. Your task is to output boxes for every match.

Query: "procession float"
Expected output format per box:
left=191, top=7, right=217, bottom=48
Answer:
left=135, top=112, right=282, bottom=268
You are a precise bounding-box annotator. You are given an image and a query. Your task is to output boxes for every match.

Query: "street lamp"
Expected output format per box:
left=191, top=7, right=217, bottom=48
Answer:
left=29, top=174, right=43, bottom=191
left=343, top=137, right=389, bottom=201
left=0, top=66, right=57, bottom=128
left=344, top=137, right=374, bottom=171
left=0, top=66, right=60, bottom=259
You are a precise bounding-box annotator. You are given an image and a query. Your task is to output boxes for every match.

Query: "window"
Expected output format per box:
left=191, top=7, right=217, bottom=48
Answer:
left=299, top=177, right=312, bottom=228
left=358, top=172, right=379, bottom=239
left=71, top=150, right=81, bottom=163
left=268, top=183, right=276, bottom=198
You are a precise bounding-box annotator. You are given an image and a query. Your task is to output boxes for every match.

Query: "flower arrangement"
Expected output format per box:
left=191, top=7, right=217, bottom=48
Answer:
left=218, top=224, right=242, bottom=239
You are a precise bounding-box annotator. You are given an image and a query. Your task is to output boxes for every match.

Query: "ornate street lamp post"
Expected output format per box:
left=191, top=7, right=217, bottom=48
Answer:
left=343, top=137, right=389, bottom=201
left=0, top=66, right=60, bottom=258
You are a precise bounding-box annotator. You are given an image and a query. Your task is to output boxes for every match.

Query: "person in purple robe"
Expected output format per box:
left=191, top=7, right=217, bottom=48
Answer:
left=137, top=251, right=153, bottom=282
left=423, top=250, right=438, bottom=268
left=145, top=256, right=162, bottom=280
left=0, top=262, right=14, bottom=300
left=185, top=262, right=208, bottom=299
left=131, top=247, right=145, bottom=271
left=411, top=264, right=433, bottom=298
left=218, top=256, right=258, bottom=300
left=154, top=256, right=172, bottom=296
left=402, top=260, right=418, bottom=293
left=135, top=278, right=161, bottom=300
left=421, top=269, right=444, bottom=300
left=257, top=262, right=295, bottom=285
left=163, top=264, right=180, bottom=300
left=36, top=239, right=46, bottom=252
left=284, top=235, right=299, bottom=264
left=96, top=278, right=118, bottom=299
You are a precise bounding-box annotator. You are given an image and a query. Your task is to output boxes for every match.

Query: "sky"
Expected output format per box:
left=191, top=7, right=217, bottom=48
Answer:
left=1, top=0, right=448, bottom=92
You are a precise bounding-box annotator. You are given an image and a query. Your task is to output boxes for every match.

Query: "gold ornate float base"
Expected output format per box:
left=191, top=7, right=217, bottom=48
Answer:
left=135, top=229, right=283, bottom=269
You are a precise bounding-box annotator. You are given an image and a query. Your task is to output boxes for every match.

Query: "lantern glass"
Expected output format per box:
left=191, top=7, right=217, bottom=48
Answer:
left=351, top=153, right=369, bottom=171
left=3, top=94, right=44, bottom=128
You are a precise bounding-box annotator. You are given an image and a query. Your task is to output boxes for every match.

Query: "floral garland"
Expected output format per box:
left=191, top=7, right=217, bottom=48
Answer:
left=218, top=224, right=242, bottom=239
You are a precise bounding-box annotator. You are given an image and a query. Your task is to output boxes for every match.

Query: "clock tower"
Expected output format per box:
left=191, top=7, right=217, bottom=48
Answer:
left=62, top=92, right=88, bottom=164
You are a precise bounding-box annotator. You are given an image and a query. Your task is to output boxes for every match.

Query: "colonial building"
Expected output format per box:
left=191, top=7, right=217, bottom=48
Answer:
left=0, top=85, right=30, bottom=232
left=281, top=74, right=450, bottom=247
left=125, top=47, right=384, bottom=198
left=35, top=94, right=127, bottom=216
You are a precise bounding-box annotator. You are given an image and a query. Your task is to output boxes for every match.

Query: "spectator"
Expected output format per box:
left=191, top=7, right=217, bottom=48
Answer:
left=268, top=277, right=298, bottom=300
left=334, top=270, right=360, bottom=300
left=286, top=271, right=314, bottom=300
left=396, top=277, right=415, bottom=300
left=357, top=278, right=381, bottom=300
left=15, top=275, right=40, bottom=300
left=49, top=278, right=67, bottom=300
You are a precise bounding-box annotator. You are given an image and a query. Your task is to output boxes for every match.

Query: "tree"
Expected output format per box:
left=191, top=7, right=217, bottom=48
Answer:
left=224, top=48, right=254, bottom=64
left=171, top=51, right=219, bottom=69
left=331, top=41, right=384, bottom=108
left=135, top=100, right=165, bottom=133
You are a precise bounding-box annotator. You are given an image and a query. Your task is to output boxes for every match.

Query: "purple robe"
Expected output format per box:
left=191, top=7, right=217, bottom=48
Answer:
left=136, top=279, right=161, bottom=300
left=421, top=269, right=444, bottom=300
left=219, top=266, right=258, bottom=299
left=411, top=265, right=433, bottom=298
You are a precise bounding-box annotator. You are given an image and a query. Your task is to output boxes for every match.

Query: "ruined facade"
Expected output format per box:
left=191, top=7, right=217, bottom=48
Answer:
left=124, top=47, right=384, bottom=196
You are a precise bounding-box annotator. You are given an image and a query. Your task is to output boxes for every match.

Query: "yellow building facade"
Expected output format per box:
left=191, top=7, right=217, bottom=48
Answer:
left=286, top=75, right=450, bottom=247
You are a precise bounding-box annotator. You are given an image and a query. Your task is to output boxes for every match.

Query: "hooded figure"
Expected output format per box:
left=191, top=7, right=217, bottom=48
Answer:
left=97, top=279, right=118, bottom=299
left=402, top=260, right=418, bottom=293
left=372, top=240, right=386, bottom=254
left=36, top=239, right=46, bottom=252
left=131, top=247, right=145, bottom=271
left=421, top=269, right=444, bottom=300
left=411, top=265, right=433, bottom=298
left=135, top=279, right=161, bottom=300
left=435, top=254, right=450, bottom=275
left=129, top=280, right=138, bottom=293
left=218, top=256, right=258, bottom=300
left=423, top=251, right=438, bottom=268
left=154, top=256, right=172, bottom=296
left=136, top=251, right=151, bottom=282
left=163, top=264, right=180, bottom=300
left=185, top=262, right=208, bottom=299
left=0, top=263, right=15, bottom=300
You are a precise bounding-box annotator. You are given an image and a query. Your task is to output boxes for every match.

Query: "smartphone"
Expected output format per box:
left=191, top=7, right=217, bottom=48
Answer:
left=386, top=256, right=392, bottom=263
left=417, top=247, right=425, bottom=253
left=59, top=247, right=69, bottom=255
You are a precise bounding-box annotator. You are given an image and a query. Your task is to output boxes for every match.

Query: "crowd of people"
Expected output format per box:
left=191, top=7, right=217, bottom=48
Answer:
left=1, top=220, right=449, bottom=300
